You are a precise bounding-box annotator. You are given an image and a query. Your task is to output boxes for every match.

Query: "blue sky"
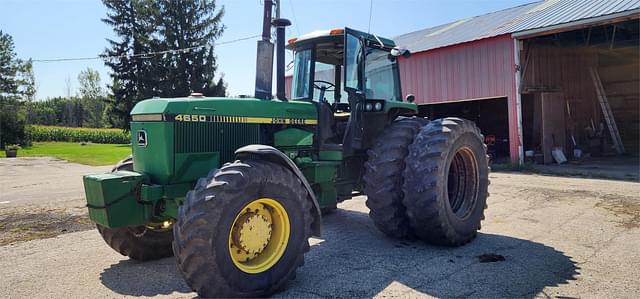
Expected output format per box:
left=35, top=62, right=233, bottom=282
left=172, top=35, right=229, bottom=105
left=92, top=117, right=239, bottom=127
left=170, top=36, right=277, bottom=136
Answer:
left=1, top=0, right=533, bottom=99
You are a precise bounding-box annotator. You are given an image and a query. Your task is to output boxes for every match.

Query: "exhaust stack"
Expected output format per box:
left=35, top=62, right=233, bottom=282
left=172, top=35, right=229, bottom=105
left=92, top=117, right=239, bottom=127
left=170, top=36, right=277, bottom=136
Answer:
left=253, top=0, right=291, bottom=101
left=272, top=18, right=291, bottom=101
left=254, top=0, right=274, bottom=100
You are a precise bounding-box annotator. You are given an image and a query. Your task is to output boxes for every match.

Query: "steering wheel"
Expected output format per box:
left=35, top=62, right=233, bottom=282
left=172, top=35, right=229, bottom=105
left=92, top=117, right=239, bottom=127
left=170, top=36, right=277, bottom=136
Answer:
left=313, top=80, right=336, bottom=91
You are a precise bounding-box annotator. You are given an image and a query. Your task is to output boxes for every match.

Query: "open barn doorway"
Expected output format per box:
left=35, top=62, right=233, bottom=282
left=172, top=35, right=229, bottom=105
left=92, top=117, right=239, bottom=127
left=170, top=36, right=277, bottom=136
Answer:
left=518, top=19, right=639, bottom=179
left=418, top=97, right=510, bottom=163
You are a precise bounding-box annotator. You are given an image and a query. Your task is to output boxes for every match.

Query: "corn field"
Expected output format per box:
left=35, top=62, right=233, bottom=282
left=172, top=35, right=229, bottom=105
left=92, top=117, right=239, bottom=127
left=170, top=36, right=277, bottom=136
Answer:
left=28, top=125, right=131, bottom=144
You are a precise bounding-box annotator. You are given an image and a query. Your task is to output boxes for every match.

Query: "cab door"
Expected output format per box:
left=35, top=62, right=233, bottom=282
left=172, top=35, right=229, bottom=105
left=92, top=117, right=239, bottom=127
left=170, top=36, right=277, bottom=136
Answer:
left=342, top=28, right=366, bottom=155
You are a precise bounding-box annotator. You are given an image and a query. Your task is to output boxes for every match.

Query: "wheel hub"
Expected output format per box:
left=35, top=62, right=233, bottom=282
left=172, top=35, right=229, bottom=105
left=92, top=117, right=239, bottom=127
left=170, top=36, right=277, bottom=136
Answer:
left=228, top=198, right=291, bottom=274
left=235, top=213, right=272, bottom=254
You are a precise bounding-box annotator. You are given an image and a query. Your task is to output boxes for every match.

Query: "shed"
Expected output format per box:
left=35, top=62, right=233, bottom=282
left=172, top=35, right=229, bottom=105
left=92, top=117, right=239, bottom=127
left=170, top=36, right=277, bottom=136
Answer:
left=394, top=0, right=639, bottom=163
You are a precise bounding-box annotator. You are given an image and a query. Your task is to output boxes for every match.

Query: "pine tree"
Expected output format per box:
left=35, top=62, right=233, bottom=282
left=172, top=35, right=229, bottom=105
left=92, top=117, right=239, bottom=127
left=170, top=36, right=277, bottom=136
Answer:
left=156, top=0, right=226, bottom=97
left=102, top=0, right=157, bottom=129
left=102, top=0, right=227, bottom=128
left=0, top=31, right=35, bottom=147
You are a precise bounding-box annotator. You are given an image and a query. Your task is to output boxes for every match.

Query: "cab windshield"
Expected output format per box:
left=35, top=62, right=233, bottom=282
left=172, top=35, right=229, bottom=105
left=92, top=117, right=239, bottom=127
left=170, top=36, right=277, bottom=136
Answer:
left=291, top=40, right=401, bottom=102
left=364, top=47, right=401, bottom=101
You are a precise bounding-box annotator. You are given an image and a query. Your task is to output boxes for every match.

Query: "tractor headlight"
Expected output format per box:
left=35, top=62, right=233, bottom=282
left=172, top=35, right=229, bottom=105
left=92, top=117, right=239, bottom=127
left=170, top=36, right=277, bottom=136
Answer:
left=131, top=114, right=164, bottom=121
left=374, top=102, right=382, bottom=111
left=365, top=103, right=373, bottom=111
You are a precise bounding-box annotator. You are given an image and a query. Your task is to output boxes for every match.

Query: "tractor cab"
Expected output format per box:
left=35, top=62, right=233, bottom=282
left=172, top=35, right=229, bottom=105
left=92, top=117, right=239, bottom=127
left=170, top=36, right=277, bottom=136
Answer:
left=286, top=28, right=416, bottom=155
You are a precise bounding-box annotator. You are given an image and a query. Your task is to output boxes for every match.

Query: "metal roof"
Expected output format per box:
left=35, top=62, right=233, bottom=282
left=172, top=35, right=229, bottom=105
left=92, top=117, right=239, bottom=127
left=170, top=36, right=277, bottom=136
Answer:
left=394, top=0, right=640, bottom=53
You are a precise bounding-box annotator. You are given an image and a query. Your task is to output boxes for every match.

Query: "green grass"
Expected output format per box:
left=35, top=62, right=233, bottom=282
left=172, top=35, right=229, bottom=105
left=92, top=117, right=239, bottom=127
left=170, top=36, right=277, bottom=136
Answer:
left=2, top=142, right=131, bottom=166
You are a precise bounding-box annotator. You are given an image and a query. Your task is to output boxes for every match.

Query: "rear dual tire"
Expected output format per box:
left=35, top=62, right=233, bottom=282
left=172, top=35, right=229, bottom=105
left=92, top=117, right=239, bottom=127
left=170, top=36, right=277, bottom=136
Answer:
left=363, top=118, right=425, bottom=238
left=365, top=117, right=489, bottom=246
left=402, top=118, right=490, bottom=246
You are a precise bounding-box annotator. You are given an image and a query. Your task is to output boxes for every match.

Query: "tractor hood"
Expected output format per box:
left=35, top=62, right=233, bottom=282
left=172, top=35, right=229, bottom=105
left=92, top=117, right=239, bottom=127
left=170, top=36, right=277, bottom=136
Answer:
left=131, top=97, right=318, bottom=122
left=128, top=97, right=318, bottom=186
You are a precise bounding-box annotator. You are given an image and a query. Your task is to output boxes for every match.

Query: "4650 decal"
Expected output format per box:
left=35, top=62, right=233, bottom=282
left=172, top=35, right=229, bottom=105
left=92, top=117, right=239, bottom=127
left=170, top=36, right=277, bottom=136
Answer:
left=174, top=114, right=209, bottom=122
left=173, top=114, right=317, bottom=125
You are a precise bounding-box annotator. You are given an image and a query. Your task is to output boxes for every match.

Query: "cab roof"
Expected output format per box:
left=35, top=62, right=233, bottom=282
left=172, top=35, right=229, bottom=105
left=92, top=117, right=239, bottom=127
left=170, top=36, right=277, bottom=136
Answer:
left=286, top=27, right=396, bottom=50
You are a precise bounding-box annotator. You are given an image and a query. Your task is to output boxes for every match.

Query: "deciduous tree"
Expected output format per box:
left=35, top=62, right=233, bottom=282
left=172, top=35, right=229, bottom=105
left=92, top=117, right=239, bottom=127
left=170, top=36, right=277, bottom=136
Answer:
left=78, top=68, right=107, bottom=128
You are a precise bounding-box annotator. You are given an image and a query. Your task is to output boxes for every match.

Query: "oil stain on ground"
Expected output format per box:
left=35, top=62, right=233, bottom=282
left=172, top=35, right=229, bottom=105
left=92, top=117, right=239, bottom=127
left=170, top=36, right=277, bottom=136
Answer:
left=597, top=194, right=640, bottom=229
left=477, top=253, right=506, bottom=263
left=0, top=208, right=94, bottom=246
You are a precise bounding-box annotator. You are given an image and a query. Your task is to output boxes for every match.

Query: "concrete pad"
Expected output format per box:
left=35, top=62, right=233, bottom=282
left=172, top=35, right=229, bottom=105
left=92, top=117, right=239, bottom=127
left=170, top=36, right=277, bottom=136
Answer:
left=0, top=157, right=110, bottom=207
left=0, top=163, right=639, bottom=298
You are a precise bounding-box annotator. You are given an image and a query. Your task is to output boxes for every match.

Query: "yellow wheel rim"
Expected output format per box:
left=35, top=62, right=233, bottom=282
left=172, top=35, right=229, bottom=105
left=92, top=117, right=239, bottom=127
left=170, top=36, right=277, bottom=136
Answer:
left=229, top=198, right=290, bottom=273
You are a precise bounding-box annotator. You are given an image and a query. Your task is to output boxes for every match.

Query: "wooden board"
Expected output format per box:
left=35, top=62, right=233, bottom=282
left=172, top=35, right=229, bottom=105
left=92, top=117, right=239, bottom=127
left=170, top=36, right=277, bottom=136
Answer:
left=540, top=92, right=566, bottom=164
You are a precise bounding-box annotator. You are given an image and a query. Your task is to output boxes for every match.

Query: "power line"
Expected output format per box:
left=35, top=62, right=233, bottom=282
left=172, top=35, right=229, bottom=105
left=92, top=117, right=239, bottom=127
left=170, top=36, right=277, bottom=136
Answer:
left=367, top=0, right=373, bottom=33
left=288, top=0, right=301, bottom=36
left=216, top=34, right=262, bottom=45
left=31, top=34, right=262, bottom=63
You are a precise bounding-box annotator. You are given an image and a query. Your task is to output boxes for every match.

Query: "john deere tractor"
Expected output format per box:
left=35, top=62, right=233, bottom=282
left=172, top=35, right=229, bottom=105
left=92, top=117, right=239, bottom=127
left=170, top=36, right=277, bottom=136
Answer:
left=83, top=24, right=489, bottom=297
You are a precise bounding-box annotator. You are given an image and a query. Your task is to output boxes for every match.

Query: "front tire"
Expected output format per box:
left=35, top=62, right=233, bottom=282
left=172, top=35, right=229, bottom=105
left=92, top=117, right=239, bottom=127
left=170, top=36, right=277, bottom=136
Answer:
left=402, top=118, right=489, bottom=246
left=96, top=156, right=175, bottom=261
left=172, top=160, right=313, bottom=298
left=96, top=224, right=174, bottom=261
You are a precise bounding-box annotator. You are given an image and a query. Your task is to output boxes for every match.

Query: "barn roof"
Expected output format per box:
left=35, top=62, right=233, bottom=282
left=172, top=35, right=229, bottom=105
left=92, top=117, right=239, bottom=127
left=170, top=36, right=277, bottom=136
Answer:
left=394, top=0, right=640, bottom=53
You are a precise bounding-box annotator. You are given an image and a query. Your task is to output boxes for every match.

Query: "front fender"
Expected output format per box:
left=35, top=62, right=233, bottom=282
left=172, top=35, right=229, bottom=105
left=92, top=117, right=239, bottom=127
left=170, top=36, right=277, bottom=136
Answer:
left=235, top=144, right=322, bottom=237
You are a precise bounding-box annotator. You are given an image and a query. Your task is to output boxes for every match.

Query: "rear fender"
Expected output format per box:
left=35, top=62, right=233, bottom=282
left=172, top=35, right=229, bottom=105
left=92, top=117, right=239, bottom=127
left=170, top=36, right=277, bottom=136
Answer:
left=235, top=144, right=322, bottom=237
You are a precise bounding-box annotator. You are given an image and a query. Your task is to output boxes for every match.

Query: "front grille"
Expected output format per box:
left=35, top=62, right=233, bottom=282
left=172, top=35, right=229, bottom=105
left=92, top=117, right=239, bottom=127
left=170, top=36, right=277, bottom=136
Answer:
left=174, top=122, right=261, bottom=163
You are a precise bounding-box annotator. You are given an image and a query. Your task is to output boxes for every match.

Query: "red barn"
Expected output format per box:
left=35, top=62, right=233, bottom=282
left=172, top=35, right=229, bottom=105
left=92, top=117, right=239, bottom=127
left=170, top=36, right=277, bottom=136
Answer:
left=288, top=0, right=639, bottom=164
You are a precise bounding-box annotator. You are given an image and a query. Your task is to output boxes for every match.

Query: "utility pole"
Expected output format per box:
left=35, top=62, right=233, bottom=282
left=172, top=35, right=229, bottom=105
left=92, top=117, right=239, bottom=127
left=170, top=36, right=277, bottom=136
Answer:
left=261, top=0, right=273, bottom=42
left=254, top=0, right=275, bottom=99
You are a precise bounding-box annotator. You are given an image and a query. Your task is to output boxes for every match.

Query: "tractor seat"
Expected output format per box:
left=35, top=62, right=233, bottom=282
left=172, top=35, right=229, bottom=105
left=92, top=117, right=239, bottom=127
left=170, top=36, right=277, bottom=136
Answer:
left=334, top=112, right=350, bottom=120
left=317, top=99, right=336, bottom=143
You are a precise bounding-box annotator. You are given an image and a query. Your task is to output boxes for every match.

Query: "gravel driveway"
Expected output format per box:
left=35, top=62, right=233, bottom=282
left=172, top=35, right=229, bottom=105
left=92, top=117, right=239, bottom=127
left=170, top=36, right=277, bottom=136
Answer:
left=0, top=158, right=639, bottom=298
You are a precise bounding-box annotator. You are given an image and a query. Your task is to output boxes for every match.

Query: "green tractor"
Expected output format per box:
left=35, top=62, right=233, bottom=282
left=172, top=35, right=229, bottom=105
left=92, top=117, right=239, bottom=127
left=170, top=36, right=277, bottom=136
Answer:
left=83, top=25, right=489, bottom=297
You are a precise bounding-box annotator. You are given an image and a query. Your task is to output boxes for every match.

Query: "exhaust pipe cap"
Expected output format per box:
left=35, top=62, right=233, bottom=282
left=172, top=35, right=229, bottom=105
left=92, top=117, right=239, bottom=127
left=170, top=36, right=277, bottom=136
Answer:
left=271, top=18, right=291, bottom=28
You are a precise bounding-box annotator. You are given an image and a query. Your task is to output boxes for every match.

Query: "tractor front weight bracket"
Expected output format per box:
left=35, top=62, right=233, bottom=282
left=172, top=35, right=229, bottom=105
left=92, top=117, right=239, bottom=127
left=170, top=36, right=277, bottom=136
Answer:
left=84, top=170, right=190, bottom=228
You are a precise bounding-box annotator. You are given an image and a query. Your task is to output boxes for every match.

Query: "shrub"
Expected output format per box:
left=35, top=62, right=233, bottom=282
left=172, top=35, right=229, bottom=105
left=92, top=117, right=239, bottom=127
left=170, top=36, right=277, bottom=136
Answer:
left=28, top=125, right=130, bottom=144
left=0, top=99, right=30, bottom=148
left=5, top=144, right=21, bottom=151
